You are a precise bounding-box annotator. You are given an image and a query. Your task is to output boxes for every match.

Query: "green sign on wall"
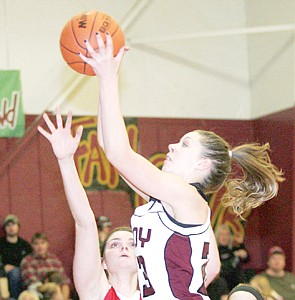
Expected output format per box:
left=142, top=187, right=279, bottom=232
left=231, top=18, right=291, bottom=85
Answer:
left=0, top=70, right=25, bottom=137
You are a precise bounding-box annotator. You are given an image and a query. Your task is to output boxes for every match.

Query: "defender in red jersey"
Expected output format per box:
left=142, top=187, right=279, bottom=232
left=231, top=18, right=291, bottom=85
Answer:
left=39, top=112, right=141, bottom=300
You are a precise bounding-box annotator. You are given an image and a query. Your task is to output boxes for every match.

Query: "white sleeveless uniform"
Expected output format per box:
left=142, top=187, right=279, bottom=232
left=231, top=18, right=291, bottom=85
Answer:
left=131, top=193, right=211, bottom=300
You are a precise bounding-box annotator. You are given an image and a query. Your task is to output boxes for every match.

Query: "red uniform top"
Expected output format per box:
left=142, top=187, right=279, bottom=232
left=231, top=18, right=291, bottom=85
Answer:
left=104, top=287, right=142, bottom=300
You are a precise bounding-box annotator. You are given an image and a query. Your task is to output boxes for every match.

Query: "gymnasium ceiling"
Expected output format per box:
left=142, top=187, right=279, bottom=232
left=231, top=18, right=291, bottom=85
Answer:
left=0, top=0, right=294, bottom=120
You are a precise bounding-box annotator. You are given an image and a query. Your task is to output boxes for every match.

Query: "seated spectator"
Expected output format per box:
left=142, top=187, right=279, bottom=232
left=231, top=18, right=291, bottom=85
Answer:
left=18, top=290, right=40, bottom=300
left=20, top=233, right=70, bottom=300
left=0, top=214, right=32, bottom=299
left=96, top=216, right=112, bottom=254
left=251, top=246, right=295, bottom=300
left=207, top=224, right=250, bottom=300
left=217, top=224, right=250, bottom=289
left=250, top=275, right=283, bottom=300
left=228, top=284, right=263, bottom=300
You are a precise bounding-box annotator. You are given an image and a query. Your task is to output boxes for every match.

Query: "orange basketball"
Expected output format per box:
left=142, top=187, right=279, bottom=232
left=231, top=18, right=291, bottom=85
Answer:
left=60, top=10, right=125, bottom=76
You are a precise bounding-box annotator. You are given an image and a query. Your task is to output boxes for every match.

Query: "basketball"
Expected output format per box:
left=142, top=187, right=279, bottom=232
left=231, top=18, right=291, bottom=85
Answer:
left=60, top=10, right=125, bottom=76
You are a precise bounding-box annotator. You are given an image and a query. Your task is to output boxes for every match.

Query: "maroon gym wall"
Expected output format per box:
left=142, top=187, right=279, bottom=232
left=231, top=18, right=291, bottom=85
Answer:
left=0, top=108, right=294, bottom=285
left=244, top=107, right=295, bottom=271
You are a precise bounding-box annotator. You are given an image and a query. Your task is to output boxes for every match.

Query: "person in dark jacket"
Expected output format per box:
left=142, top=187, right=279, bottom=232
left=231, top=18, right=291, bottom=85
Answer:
left=208, top=224, right=250, bottom=300
left=0, top=214, right=32, bottom=299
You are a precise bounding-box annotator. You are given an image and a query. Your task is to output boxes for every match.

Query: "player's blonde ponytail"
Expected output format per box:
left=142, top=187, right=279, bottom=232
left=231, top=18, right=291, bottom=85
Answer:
left=196, top=130, right=284, bottom=216
left=222, top=143, right=285, bottom=216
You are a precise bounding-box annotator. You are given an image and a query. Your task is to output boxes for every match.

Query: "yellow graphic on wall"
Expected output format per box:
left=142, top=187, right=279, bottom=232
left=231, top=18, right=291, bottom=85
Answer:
left=72, top=116, right=138, bottom=191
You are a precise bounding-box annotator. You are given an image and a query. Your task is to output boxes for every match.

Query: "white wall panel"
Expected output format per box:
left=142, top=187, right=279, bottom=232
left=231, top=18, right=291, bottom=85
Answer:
left=1, top=0, right=294, bottom=119
left=245, top=0, right=295, bottom=118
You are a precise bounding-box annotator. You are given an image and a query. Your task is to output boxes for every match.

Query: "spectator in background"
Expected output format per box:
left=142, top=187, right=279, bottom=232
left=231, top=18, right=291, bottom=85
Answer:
left=207, top=224, right=250, bottom=300
left=217, top=224, right=250, bottom=289
left=20, top=232, right=70, bottom=300
left=96, top=216, right=112, bottom=254
left=250, top=275, right=283, bottom=300
left=251, top=246, right=295, bottom=300
left=0, top=214, right=32, bottom=299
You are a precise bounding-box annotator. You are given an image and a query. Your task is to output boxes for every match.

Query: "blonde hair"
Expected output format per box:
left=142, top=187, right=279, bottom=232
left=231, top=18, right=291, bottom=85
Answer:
left=18, top=290, right=40, bottom=300
left=196, top=130, right=285, bottom=216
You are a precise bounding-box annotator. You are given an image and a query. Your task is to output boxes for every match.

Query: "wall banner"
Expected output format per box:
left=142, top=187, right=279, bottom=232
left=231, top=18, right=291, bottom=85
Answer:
left=0, top=70, right=25, bottom=137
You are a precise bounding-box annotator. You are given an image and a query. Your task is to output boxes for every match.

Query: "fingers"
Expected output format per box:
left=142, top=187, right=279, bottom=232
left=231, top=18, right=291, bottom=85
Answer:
left=78, top=44, right=95, bottom=68
left=80, top=33, right=114, bottom=60
left=43, top=113, right=56, bottom=133
left=74, top=125, right=83, bottom=143
left=40, top=110, right=72, bottom=135
left=38, top=110, right=80, bottom=146
left=65, top=111, right=73, bottom=131
left=56, top=107, right=63, bottom=129
left=84, top=39, right=97, bottom=58
left=96, top=32, right=106, bottom=54
left=105, top=32, right=113, bottom=55
left=37, top=125, right=51, bottom=141
left=115, top=46, right=130, bottom=64
left=78, top=51, right=88, bottom=63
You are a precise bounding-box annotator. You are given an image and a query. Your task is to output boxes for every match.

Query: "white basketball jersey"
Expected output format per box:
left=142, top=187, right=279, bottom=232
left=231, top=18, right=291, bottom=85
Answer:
left=131, top=198, right=211, bottom=300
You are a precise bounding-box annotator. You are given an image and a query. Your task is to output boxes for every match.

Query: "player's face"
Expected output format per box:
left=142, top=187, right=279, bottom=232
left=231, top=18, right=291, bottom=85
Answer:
left=103, top=231, right=137, bottom=273
left=267, top=254, right=286, bottom=272
left=32, top=239, right=49, bottom=256
left=162, top=131, right=205, bottom=179
left=5, top=222, right=19, bottom=237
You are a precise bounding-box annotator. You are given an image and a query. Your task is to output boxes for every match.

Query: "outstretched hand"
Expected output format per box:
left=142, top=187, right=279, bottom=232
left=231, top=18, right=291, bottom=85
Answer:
left=38, top=109, right=83, bottom=160
left=78, top=32, right=128, bottom=78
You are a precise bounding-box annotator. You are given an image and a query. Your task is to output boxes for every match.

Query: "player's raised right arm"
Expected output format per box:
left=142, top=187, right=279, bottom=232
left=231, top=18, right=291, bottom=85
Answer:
left=79, top=33, right=204, bottom=214
left=38, top=111, right=109, bottom=300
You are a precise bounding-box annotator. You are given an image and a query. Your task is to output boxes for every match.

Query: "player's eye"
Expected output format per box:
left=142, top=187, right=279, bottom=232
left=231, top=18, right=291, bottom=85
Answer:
left=110, top=242, right=121, bottom=248
left=129, top=242, right=135, bottom=248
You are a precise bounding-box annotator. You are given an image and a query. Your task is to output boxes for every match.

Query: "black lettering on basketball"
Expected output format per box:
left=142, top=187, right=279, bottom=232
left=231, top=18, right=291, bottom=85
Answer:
left=99, top=16, right=112, bottom=33
left=78, top=14, right=88, bottom=28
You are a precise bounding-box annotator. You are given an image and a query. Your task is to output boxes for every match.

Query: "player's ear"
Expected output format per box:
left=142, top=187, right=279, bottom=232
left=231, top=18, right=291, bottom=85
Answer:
left=101, top=258, right=107, bottom=270
left=194, top=158, right=212, bottom=171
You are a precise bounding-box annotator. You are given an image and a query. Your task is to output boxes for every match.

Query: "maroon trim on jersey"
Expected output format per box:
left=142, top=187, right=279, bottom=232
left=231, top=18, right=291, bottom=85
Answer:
left=164, top=234, right=204, bottom=299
